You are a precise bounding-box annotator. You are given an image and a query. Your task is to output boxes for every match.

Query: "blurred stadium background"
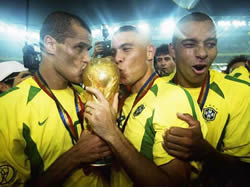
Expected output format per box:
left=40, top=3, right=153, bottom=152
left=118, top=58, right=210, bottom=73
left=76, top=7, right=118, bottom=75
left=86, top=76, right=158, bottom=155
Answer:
left=0, top=0, right=249, bottom=72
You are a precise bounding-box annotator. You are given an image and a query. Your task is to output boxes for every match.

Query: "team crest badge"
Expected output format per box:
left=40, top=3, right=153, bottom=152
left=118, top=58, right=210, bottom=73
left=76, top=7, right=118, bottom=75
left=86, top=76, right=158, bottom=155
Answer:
left=202, top=107, right=217, bottom=121
left=0, top=164, right=16, bottom=185
left=133, top=104, right=145, bottom=117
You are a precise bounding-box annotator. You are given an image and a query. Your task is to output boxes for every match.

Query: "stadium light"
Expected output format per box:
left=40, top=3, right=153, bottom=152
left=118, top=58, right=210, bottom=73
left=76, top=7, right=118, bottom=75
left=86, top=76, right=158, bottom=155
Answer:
left=160, top=18, right=176, bottom=36
left=137, top=22, right=150, bottom=33
left=92, top=29, right=101, bottom=38
left=218, top=20, right=231, bottom=27
left=28, top=31, right=39, bottom=41
left=107, top=26, right=119, bottom=36
left=0, top=21, right=5, bottom=33
left=218, top=20, right=247, bottom=28
left=232, top=20, right=246, bottom=27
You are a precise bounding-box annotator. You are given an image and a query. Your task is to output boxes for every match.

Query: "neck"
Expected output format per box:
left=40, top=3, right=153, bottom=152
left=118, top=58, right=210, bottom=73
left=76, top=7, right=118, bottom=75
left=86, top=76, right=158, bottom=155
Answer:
left=131, top=67, right=154, bottom=93
left=39, top=61, right=68, bottom=90
left=175, top=72, right=207, bottom=88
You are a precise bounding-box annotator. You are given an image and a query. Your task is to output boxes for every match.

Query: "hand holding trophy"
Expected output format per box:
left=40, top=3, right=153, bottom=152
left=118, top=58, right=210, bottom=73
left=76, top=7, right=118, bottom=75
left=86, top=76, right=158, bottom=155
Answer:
left=82, top=56, right=120, bottom=166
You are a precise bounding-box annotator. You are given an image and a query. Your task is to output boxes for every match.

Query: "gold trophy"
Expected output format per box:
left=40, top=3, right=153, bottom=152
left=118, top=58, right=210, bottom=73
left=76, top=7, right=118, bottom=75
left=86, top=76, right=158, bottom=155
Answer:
left=82, top=56, right=120, bottom=166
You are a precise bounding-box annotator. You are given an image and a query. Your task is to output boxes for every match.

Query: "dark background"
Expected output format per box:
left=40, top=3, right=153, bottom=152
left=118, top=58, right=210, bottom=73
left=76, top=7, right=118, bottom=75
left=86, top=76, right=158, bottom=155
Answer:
left=0, top=0, right=249, bottom=28
left=0, top=0, right=249, bottom=69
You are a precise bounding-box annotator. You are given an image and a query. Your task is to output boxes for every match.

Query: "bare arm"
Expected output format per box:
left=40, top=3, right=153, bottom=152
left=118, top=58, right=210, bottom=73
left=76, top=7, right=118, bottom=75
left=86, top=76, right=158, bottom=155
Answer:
left=28, top=131, right=111, bottom=187
left=84, top=87, right=190, bottom=187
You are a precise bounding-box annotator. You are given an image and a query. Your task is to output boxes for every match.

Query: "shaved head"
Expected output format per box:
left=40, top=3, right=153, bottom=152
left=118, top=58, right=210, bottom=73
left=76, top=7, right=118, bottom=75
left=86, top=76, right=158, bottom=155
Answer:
left=114, top=25, right=152, bottom=46
left=172, top=12, right=216, bottom=45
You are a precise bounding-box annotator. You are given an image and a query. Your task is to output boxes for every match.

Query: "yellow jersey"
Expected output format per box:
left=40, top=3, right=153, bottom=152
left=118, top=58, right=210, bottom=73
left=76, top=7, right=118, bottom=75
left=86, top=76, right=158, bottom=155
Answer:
left=111, top=77, right=207, bottom=187
left=0, top=77, right=107, bottom=187
left=229, top=65, right=250, bottom=82
left=184, top=70, right=250, bottom=163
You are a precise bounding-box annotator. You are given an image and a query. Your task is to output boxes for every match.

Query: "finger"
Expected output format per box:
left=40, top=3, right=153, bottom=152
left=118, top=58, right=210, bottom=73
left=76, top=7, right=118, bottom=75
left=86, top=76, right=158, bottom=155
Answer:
left=112, top=92, right=119, bottom=113
left=85, top=102, right=102, bottom=114
left=96, top=46, right=104, bottom=50
left=94, top=41, right=102, bottom=45
left=177, top=113, right=199, bottom=128
left=97, top=145, right=111, bottom=153
left=84, top=112, right=93, bottom=122
left=163, top=147, right=190, bottom=161
left=91, top=149, right=112, bottom=161
left=169, top=126, right=193, bottom=137
left=162, top=140, right=190, bottom=153
left=162, top=140, right=168, bottom=152
left=93, top=136, right=110, bottom=147
left=162, top=141, right=189, bottom=160
left=96, top=48, right=104, bottom=52
left=86, top=101, right=100, bottom=109
left=85, top=87, right=106, bottom=103
left=162, top=129, right=169, bottom=142
left=166, top=132, right=191, bottom=148
left=85, top=107, right=94, bottom=115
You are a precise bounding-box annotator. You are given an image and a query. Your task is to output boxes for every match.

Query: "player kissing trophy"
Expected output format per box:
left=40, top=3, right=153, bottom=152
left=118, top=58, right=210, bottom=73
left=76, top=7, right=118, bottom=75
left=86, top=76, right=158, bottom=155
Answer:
left=82, top=56, right=120, bottom=166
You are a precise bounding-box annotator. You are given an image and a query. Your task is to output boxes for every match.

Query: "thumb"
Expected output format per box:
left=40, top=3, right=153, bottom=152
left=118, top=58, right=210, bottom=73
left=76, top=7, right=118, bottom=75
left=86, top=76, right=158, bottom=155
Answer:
left=177, top=113, right=198, bottom=128
left=112, top=92, right=119, bottom=114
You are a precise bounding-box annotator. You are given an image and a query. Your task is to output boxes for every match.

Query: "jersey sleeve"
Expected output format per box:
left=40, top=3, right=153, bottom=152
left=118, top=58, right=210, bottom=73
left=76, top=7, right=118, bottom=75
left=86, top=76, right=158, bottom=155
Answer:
left=152, top=86, right=207, bottom=166
left=222, top=85, right=250, bottom=163
left=0, top=92, right=31, bottom=186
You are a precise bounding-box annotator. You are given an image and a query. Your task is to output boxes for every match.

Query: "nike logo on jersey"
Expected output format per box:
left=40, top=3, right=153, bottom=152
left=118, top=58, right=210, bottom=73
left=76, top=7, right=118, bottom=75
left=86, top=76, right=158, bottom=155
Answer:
left=38, top=118, right=48, bottom=126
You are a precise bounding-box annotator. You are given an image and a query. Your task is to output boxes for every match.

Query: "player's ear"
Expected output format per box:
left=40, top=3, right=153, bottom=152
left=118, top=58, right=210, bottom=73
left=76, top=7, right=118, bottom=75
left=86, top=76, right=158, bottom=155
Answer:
left=169, top=43, right=176, bottom=59
left=43, top=35, right=57, bottom=55
left=147, top=44, right=155, bottom=61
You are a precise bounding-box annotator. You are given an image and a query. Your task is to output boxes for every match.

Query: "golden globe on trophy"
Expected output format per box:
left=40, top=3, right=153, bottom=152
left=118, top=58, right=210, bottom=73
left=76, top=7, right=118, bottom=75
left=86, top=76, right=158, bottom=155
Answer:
left=82, top=56, right=120, bottom=166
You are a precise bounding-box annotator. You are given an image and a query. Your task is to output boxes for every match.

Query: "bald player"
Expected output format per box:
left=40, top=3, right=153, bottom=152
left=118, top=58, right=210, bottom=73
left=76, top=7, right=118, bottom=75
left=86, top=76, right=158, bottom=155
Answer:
left=84, top=25, right=207, bottom=187
left=163, top=12, right=250, bottom=186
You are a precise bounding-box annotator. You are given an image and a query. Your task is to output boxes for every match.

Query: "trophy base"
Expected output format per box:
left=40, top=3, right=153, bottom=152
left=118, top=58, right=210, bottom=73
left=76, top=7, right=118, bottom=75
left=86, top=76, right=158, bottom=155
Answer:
left=90, top=156, right=112, bottom=167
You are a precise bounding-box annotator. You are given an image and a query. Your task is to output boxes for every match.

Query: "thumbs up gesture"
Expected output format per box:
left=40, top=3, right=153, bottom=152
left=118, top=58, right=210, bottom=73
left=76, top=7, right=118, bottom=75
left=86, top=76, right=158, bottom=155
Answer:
left=162, top=113, right=208, bottom=161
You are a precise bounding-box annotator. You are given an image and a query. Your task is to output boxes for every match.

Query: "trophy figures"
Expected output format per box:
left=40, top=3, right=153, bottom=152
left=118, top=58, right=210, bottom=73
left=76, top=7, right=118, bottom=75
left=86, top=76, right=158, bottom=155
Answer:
left=82, top=56, right=120, bottom=166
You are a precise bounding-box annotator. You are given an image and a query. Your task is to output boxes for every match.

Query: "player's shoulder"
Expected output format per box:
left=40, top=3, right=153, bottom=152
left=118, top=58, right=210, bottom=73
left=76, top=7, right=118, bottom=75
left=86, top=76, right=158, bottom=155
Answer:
left=155, top=77, right=187, bottom=94
left=152, top=77, right=192, bottom=104
left=0, top=77, right=39, bottom=104
left=211, top=69, right=249, bottom=87
left=210, top=69, right=249, bottom=101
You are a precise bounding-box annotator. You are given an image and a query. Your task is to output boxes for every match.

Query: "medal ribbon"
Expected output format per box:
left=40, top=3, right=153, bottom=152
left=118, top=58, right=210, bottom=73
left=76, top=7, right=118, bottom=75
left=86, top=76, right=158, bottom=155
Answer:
left=119, top=72, right=159, bottom=133
left=33, top=71, right=84, bottom=144
left=197, top=71, right=210, bottom=110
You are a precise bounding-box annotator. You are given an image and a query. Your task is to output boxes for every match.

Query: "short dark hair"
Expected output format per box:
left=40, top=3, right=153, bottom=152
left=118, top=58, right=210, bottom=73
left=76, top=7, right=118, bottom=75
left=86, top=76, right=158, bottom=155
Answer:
left=172, top=12, right=215, bottom=45
left=154, top=44, right=169, bottom=66
left=155, top=44, right=169, bottom=57
left=114, top=25, right=152, bottom=45
left=40, top=11, right=91, bottom=50
left=114, top=25, right=138, bottom=35
left=225, top=55, right=248, bottom=74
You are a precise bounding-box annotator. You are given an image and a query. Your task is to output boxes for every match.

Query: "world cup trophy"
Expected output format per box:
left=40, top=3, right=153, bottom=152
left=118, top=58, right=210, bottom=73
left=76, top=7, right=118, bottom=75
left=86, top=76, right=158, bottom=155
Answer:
left=82, top=56, right=120, bottom=166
